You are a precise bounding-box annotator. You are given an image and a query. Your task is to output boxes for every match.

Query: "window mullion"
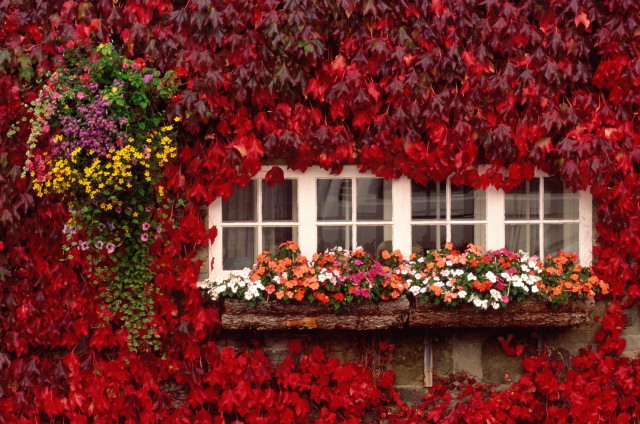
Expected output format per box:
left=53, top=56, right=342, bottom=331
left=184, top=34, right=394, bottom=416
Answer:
left=209, top=200, right=222, bottom=280
left=299, top=174, right=316, bottom=258
left=393, top=179, right=411, bottom=254
left=539, top=177, right=545, bottom=257
left=485, top=186, right=504, bottom=250
left=445, top=179, right=451, bottom=242
left=579, top=190, right=593, bottom=265
left=352, top=177, right=357, bottom=249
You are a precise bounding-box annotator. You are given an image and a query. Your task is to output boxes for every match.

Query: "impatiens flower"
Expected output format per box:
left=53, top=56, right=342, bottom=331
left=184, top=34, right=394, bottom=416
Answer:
left=142, top=222, right=150, bottom=231
left=76, top=91, right=85, bottom=99
left=106, top=243, right=115, bottom=254
left=95, top=240, right=104, bottom=250
left=141, top=233, right=149, bottom=242
left=79, top=241, right=89, bottom=250
left=143, top=74, right=153, bottom=83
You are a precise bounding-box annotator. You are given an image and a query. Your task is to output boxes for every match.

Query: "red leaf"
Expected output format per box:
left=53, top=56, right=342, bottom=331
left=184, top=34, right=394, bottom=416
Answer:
left=264, top=166, right=284, bottom=187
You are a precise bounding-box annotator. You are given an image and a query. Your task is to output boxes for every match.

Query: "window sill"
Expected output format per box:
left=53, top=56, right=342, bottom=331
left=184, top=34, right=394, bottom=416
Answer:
left=218, top=297, right=595, bottom=330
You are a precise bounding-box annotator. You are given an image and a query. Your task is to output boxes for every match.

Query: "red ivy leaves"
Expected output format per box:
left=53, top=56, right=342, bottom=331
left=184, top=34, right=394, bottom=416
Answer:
left=2, top=0, right=640, bottom=421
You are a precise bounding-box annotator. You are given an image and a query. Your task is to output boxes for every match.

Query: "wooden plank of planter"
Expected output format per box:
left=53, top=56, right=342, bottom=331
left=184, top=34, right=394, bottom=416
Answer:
left=221, top=298, right=410, bottom=330
left=409, top=298, right=595, bottom=328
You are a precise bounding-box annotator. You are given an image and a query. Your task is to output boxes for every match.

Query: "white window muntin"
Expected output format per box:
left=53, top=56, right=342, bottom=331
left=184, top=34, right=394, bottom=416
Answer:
left=209, top=167, right=592, bottom=278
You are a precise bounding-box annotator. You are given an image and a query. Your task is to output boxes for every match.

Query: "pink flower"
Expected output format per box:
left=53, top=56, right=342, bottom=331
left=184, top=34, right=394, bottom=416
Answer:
left=141, top=233, right=149, bottom=242
left=142, top=222, right=150, bottom=231
left=76, top=91, right=85, bottom=100
left=501, top=295, right=510, bottom=303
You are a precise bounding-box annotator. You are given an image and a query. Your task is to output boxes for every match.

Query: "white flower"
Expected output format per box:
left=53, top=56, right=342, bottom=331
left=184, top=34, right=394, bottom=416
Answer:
left=485, top=271, right=497, bottom=283
left=458, top=290, right=467, bottom=299
left=467, top=272, right=477, bottom=281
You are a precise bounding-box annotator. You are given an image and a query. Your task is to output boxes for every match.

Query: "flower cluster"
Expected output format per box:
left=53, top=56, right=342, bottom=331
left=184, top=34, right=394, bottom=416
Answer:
left=201, top=242, right=609, bottom=311
left=538, top=250, right=610, bottom=306
left=200, top=241, right=408, bottom=310
left=24, top=43, right=178, bottom=207
left=403, top=244, right=544, bottom=310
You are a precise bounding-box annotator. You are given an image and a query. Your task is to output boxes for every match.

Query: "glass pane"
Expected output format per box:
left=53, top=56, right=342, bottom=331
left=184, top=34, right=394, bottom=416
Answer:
left=544, top=223, right=579, bottom=256
left=262, top=227, right=298, bottom=253
left=451, top=185, right=486, bottom=220
left=412, top=225, right=445, bottom=252
left=317, top=226, right=351, bottom=251
left=412, top=181, right=445, bottom=220
left=223, top=227, right=255, bottom=270
left=222, top=181, right=256, bottom=222
left=544, top=178, right=579, bottom=219
left=505, top=224, right=540, bottom=256
left=317, top=179, right=351, bottom=221
left=451, top=224, right=486, bottom=251
left=262, top=179, right=297, bottom=221
left=357, top=179, right=392, bottom=221
left=357, top=225, right=392, bottom=257
left=505, top=179, right=540, bottom=220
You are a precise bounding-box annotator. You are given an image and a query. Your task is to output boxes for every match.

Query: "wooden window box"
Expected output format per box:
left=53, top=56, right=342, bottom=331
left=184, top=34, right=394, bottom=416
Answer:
left=221, top=298, right=410, bottom=330
left=408, top=297, right=596, bottom=328
left=219, top=297, right=595, bottom=330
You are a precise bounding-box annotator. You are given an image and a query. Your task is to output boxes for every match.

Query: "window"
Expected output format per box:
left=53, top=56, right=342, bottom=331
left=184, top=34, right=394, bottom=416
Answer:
left=208, top=167, right=593, bottom=277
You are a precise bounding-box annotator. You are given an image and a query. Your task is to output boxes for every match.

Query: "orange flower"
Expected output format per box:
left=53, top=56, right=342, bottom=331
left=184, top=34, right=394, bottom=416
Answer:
left=276, top=290, right=285, bottom=299
left=381, top=250, right=391, bottom=260
left=444, top=242, right=454, bottom=250
left=391, top=291, right=400, bottom=299
left=473, top=280, right=492, bottom=293
left=265, top=284, right=276, bottom=295
left=430, top=284, right=443, bottom=297
left=333, top=293, right=345, bottom=301
left=295, top=288, right=305, bottom=301
left=552, top=285, right=563, bottom=296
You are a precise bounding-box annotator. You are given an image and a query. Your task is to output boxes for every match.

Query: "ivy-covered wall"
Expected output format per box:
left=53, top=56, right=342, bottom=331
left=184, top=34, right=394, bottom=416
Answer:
left=2, top=0, right=640, bottom=422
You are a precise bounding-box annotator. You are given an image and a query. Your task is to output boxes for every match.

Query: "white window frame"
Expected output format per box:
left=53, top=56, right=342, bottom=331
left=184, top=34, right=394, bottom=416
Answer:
left=208, top=166, right=593, bottom=279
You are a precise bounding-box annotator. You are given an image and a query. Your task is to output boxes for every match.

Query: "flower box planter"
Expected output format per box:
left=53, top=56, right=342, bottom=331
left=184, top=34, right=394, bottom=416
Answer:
left=221, top=298, right=410, bottom=330
left=408, top=297, right=596, bottom=328
left=220, top=297, right=595, bottom=330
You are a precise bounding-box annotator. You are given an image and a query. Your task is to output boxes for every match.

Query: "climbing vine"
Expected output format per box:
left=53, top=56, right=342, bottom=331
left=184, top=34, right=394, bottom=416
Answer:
left=1, top=0, right=640, bottom=422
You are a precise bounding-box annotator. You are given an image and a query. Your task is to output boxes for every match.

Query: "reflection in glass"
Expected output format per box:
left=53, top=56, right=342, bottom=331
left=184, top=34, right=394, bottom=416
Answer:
left=451, top=224, right=486, bottom=251
left=356, top=179, right=392, bottom=220
left=412, top=225, right=445, bottom=252
left=506, top=179, right=540, bottom=219
left=223, top=181, right=256, bottom=222
left=262, top=180, right=297, bottom=221
left=357, top=225, right=392, bottom=257
left=544, top=179, right=579, bottom=219
left=412, top=181, right=445, bottom=219
left=544, top=223, right=579, bottom=256
left=223, top=227, right=255, bottom=270
left=262, top=227, right=297, bottom=253
left=451, top=185, right=485, bottom=220
left=506, top=224, right=540, bottom=256
left=318, top=226, right=351, bottom=252
left=317, top=179, right=351, bottom=221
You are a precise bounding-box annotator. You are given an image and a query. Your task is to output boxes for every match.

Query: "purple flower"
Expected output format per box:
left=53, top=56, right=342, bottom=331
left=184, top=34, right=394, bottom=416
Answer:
left=106, top=243, right=115, bottom=254
left=95, top=241, right=104, bottom=250
left=155, top=225, right=162, bottom=234
left=142, top=222, right=150, bottom=231
left=141, top=233, right=149, bottom=242
left=79, top=241, right=89, bottom=250
left=143, top=74, right=153, bottom=83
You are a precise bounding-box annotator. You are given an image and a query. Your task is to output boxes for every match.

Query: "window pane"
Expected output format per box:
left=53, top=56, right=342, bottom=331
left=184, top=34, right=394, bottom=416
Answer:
left=451, top=185, right=486, bottom=220
left=506, top=224, right=540, bottom=256
left=412, top=225, right=445, bottom=252
left=317, top=179, right=351, bottom=221
left=317, top=226, right=351, bottom=251
left=544, top=179, right=579, bottom=219
left=262, top=227, right=298, bottom=253
left=223, top=227, right=255, bottom=270
left=357, top=225, right=392, bottom=257
left=223, top=181, right=256, bottom=222
left=357, top=179, right=392, bottom=221
left=451, top=224, right=486, bottom=251
left=412, top=181, right=445, bottom=219
left=544, top=223, right=579, bottom=256
left=505, top=179, right=540, bottom=219
left=262, top=180, right=297, bottom=221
